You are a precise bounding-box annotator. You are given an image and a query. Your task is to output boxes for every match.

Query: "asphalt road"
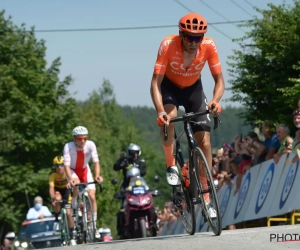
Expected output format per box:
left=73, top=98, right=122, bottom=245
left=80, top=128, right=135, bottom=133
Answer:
left=48, top=225, right=300, bottom=250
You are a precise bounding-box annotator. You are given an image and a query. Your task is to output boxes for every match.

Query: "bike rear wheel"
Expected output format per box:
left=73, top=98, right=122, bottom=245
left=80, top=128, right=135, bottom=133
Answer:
left=192, top=147, right=222, bottom=235
left=83, top=195, right=96, bottom=243
left=172, top=162, right=196, bottom=235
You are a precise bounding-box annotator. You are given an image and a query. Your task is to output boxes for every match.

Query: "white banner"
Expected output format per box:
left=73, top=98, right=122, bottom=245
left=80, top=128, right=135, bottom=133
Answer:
left=159, top=153, right=300, bottom=236
left=228, top=166, right=260, bottom=224
left=172, top=217, right=184, bottom=235
left=218, top=181, right=232, bottom=229
left=243, top=155, right=287, bottom=221
left=268, top=152, right=300, bottom=217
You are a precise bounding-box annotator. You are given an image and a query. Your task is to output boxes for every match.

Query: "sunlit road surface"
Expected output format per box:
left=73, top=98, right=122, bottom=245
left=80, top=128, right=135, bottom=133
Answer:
left=48, top=225, right=300, bottom=250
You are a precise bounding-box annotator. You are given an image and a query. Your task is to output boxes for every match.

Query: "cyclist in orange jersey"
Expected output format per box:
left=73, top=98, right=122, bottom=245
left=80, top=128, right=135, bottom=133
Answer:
left=150, top=12, right=225, bottom=218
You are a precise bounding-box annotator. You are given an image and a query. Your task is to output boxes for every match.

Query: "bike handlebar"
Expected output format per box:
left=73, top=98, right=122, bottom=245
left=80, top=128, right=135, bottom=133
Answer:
left=75, top=181, right=104, bottom=192
left=163, top=104, right=221, bottom=141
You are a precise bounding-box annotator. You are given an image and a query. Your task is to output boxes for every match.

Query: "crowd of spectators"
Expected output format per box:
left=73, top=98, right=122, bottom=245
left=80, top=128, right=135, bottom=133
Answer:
left=157, top=98, right=300, bottom=234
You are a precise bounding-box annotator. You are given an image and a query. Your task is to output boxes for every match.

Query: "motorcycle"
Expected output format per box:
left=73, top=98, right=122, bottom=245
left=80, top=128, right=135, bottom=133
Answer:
left=112, top=166, right=161, bottom=239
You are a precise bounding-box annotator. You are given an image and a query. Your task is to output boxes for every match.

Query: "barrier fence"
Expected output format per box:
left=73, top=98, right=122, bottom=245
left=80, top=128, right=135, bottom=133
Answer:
left=159, top=152, right=300, bottom=235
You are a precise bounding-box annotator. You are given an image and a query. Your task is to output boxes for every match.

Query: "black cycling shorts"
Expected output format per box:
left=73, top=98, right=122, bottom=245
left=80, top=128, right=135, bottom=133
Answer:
left=55, top=188, right=72, bottom=208
left=161, top=76, right=211, bottom=133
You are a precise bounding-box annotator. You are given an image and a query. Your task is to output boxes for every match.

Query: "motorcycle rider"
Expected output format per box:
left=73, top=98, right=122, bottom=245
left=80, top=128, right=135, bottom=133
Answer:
left=113, top=143, right=146, bottom=238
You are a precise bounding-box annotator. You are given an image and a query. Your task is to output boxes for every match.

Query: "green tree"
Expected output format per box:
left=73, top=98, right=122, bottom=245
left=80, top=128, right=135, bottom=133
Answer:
left=227, top=0, right=300, bottom=132
left=0, top=11, right=79, bottom=233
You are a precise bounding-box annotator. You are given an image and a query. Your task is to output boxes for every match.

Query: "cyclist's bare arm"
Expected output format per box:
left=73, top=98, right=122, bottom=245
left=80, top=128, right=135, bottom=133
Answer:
left=64, top=165, right=72, bottom=181
left=49, top=185, right=56, bottom=200
left=63, top=143, right=74, bottom=185
left=150, top=73, right=165, bottom=113
left=64, top=165, right=76, bottom=189
left=49, top=175, right=56, bottom=199
left=94, top=162, right=101, bottom=180
left=211, top=73, right=225, bottom=103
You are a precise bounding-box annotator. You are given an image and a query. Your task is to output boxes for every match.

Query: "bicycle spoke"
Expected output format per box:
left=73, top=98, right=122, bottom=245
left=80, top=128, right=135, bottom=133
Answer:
left=83, top=195, right=95, bottom=243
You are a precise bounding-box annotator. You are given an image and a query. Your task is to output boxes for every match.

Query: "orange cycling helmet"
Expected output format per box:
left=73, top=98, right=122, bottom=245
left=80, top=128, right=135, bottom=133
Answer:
left=179, top=12, right=208, bottom=34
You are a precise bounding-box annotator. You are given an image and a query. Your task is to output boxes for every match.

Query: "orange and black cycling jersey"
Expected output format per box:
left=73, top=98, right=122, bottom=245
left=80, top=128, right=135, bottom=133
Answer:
left=49, top=172, right=68, bottom=190
left=153, top=35, right=222, bottom=88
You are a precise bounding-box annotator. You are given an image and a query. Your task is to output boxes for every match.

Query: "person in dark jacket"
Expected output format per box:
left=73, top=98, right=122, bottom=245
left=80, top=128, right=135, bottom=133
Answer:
left=113, top=143, right=147, bottom=238
left=113, top=143, right=146, bottom=189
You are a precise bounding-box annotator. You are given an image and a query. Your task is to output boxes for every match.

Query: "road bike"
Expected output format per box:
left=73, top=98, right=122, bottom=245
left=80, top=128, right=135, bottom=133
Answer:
left=73, top=181, right=103, bottom=243
left=55, top=199, right=72, bottom=246
left=163, top=108, right=222, bottom=236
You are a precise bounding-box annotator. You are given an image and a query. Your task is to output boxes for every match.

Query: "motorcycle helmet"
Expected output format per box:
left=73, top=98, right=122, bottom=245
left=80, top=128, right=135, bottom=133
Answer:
left=127, top=143, right=141, bottom=159
left=126, top=166, right=140, bottom=179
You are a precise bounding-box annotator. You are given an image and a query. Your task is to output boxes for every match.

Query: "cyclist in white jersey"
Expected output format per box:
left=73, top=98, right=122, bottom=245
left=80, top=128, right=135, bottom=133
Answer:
left=64, top=126, right=104, bottom=237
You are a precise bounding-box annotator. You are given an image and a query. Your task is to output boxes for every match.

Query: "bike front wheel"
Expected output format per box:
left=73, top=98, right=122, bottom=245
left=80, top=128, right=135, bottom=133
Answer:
left=82, top=195, right=96, bottom=243
left=191, top=146, right=222, bottom=236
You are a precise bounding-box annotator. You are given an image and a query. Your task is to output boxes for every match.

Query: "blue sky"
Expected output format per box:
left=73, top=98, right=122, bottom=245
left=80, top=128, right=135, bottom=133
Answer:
left=1, top=0, right=293, bottom=107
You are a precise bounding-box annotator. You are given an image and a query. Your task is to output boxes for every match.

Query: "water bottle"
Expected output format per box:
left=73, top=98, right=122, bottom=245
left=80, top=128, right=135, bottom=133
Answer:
left=78, top=202, right=84, bottom=217
left=182, top=162, right=190, bottom=187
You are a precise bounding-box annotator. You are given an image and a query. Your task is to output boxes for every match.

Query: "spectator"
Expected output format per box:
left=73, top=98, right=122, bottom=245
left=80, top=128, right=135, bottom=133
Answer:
left=1, top=238, right=11, bottom=250
left=273, top=124, right=293, bottom=164
left=212, top=148, right=228, bottom=189
left=291, top=109, right=300, bottom=164
left=243, top=131, right=266, bottom=165
left=156, top=209, right=166, bottom=233
left=233, top=135, right=253, bottom=195
left=26, top=196, right=52, bottom=220
left=224, top=143, right=241, bottom=187
left=260, top=120, right=280, bottom=161
left=170, top=203, right=180, bottom=218
left=0, top=232, right=15, bottom=250
left=216, top=148, right=227, bottom=173
left=163, top=202, right=177, bottom=232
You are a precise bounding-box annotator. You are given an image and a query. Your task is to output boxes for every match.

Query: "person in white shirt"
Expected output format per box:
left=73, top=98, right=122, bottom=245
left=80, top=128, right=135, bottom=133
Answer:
left=26, top=196, right=52, bottom=220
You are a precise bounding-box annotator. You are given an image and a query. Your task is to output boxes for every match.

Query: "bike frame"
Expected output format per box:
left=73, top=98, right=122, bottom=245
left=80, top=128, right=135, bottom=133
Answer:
left=170, top=110, right=219, bottom=163
left=56, top=200, right=71, bottom=245
left=163, top=108, right=222, bottom=235
left=166, top=110, right=220, bottom=198
left=74, top=181, right=103, bottom=243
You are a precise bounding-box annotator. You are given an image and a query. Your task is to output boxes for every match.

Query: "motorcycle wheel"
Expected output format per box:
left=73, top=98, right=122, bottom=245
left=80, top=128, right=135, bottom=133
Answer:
left=139, top=219, right=147, bottom=238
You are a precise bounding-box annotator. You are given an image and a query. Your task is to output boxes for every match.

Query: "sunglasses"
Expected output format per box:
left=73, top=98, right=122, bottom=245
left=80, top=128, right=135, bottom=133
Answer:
left=183, top=33, right=204, bottom=43
left=76, top=136, right=87, bottom=141
left=292, top=109, right=300, bottom=116
left=55, top=164, right=64, bottom=168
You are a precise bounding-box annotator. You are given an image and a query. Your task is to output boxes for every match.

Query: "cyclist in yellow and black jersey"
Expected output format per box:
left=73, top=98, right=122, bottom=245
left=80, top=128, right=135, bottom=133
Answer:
left=49, top=156, right=74, bottom=234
